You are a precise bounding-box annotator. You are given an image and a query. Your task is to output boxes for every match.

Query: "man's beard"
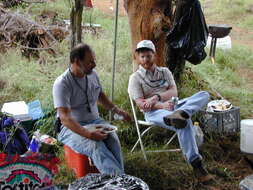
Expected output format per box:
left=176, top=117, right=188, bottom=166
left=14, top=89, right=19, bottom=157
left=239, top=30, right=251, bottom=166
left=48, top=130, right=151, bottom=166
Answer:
left=85, top=69, right=93, bottom=75
left=80, top=65, right=92, bottom=75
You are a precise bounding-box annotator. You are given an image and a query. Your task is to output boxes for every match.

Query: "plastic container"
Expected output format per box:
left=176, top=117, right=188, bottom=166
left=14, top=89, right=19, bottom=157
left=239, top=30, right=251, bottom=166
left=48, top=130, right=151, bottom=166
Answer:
left=193, top=122, right=204, bottom=147
left=28, top=130, right=41, bottom=153
left=20, top=119, right=35, bottom=134
left=64, top=145, right=99, bottom=178
left=198, top=107, right=240, bottom=134
left=239, top=174, right=253, bottom=190
left=240, top=119, right=253, bottom=154
left=207, top=35, right=232, bottom=50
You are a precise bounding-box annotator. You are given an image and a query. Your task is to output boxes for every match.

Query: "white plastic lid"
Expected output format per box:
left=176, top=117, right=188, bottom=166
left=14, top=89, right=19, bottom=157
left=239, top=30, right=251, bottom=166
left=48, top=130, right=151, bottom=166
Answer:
left=241, top=119, right=253, bottom=127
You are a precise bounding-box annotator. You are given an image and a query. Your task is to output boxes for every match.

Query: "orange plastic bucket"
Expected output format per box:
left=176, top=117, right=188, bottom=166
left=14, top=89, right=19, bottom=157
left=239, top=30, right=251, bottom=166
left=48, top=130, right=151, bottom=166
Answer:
left=64, top=145, right=99, bottom=178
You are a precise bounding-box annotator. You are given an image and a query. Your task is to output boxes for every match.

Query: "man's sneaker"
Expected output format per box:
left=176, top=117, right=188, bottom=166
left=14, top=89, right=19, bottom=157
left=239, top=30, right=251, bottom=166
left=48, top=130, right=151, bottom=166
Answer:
left=191, top=158, right=215, bottom=185
left=163, top=110, right=189, bottom=129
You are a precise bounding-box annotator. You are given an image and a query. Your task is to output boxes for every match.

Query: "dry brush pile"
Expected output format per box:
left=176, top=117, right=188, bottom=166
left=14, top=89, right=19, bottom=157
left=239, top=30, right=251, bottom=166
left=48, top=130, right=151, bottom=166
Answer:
left=1, top=0, right=23, bottom=8
left=1, top=0, right=50, bottom=8
left=0, top=7, right=68, bottom=57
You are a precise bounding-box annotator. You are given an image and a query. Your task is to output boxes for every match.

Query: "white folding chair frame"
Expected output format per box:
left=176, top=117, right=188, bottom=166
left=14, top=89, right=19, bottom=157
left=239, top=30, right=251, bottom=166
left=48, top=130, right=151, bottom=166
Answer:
left=129, top=94, right=181, bottom=160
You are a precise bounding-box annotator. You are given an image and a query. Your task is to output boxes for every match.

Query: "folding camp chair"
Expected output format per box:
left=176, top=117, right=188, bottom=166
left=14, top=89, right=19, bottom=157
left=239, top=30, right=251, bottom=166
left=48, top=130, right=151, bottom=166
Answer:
left=129, top=94, right=181, bottom=160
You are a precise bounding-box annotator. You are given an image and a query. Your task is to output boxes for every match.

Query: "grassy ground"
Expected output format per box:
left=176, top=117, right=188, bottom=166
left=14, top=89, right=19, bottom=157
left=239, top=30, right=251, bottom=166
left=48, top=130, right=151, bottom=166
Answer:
left=0, top=0, right=253, bottom=189
left=189, top=45, right=253, bottom=118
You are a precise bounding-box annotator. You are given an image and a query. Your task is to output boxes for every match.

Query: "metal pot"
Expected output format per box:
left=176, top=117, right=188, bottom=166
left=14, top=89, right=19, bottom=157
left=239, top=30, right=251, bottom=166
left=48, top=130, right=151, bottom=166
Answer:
left=208, top=24, right=232, bottom=38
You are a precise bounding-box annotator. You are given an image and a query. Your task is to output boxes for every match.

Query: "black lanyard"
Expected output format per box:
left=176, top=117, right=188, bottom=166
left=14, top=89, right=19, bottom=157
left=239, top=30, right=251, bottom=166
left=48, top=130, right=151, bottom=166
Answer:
left=69, top=68, right=91, bottom=112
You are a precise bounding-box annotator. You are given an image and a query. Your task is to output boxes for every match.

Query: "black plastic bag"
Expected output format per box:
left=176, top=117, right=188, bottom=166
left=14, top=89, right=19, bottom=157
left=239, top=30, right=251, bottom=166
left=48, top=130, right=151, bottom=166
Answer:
left=167, top=0, right=208, bottom=64
left=68, top=173, right=149, bottom=190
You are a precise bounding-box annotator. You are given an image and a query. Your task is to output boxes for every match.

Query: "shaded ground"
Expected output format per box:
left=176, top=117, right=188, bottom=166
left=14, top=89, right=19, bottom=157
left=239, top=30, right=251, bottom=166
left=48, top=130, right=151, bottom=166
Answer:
left=123, top=130, right=253, bottom=190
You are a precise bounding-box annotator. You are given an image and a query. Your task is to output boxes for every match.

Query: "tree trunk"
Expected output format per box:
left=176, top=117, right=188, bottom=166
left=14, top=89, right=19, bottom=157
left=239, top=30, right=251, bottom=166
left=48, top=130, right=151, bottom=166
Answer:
left=124, top=0, right=186, bottom=80
left=124, top=0, right=173, bottom=70
left=70, top=0, right=83, bottom=49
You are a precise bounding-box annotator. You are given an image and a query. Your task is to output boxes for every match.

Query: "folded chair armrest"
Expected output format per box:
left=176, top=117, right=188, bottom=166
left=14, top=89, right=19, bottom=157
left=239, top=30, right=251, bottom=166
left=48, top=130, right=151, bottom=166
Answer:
left=137, top=120, right=155, bottom=126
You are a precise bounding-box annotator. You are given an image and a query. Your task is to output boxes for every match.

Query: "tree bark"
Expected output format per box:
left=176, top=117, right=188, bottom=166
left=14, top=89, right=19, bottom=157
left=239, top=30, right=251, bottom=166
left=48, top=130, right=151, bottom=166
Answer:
left=124, top=0, right=186, bottom=81
left=70, top=0, right=83, bottom=49
left=124, top=0, right=173, bottom=70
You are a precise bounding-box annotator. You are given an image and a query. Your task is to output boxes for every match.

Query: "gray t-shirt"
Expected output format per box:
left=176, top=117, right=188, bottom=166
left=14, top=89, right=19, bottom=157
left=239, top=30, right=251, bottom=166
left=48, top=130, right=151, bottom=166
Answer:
left=53, top=69, right=102, bottom=123
left=128, top=66, right=176, bottom=100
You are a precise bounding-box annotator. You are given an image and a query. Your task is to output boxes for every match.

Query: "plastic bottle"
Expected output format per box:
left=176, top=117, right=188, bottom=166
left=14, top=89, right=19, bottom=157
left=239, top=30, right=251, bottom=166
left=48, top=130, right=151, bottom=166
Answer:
left=28, top=130, right=41, bottom=153
left=193, top=122, right=204, bottom=147
left=113, top=113, right=124, bottom=121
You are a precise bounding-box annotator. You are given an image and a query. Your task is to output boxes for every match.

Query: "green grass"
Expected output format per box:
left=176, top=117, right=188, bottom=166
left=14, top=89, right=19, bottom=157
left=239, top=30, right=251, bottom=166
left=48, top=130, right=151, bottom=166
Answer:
left=189, top=44, right=253, bottom=118
left=239, top=14, right=253, bottom=30
left=16, top=0, right=71, bottom=20
left=0, top=48, right=64, bottom=107
left=202, top=0, right=253, bottom=30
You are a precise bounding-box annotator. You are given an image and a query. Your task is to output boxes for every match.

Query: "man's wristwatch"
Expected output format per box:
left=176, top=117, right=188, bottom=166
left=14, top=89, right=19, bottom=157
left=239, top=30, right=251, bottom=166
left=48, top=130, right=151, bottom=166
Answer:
left=154, top=94, right=161, bottom=101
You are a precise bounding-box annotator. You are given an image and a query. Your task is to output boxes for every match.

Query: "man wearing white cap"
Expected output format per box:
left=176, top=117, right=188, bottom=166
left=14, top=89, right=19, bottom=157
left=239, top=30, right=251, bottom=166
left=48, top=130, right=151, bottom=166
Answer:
left=128, top=40, right=213, bottom=183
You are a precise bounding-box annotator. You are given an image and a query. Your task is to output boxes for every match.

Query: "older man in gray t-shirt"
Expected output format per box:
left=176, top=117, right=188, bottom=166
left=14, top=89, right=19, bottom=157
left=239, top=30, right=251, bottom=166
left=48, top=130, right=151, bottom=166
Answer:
left=53, top=43, right=131, bottom=175
left=53, top=69, right=101, bottom=123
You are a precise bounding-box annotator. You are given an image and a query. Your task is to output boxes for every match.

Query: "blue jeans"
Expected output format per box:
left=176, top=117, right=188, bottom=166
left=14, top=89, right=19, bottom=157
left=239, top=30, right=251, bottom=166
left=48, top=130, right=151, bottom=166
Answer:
left=57, top=118, right=124, bottom=175
left=144, top=91, right=209, bottom=163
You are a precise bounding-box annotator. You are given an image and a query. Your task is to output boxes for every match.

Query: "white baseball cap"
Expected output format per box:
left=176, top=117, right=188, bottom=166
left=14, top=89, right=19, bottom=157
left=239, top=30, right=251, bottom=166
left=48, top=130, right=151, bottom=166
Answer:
left=136, top=40, right=156, bottom=52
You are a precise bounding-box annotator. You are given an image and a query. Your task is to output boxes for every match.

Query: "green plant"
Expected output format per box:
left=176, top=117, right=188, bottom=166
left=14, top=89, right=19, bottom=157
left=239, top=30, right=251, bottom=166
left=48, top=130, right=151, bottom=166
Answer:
left=34, top=107, right=56, bottom=137
left=53, top=148, right=76, bottom=185
left=190, top=45, right=253, bottom=118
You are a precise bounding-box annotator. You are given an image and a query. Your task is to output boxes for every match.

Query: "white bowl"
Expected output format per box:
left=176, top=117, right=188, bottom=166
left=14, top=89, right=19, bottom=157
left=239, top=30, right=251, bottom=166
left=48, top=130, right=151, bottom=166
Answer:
left=84, top=124, right=117, bottom=133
